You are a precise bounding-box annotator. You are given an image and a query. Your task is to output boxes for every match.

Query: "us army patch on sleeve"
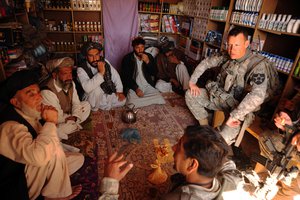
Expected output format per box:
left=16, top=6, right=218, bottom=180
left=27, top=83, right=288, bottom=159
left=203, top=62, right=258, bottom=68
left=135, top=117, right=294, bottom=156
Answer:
left=253, top=73, right=265, bottom=84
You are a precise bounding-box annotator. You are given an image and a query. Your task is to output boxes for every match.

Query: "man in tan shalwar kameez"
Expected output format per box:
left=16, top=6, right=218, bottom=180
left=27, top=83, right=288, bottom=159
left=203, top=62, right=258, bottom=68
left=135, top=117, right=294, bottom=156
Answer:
left=0, top=70, right=83, bottom=200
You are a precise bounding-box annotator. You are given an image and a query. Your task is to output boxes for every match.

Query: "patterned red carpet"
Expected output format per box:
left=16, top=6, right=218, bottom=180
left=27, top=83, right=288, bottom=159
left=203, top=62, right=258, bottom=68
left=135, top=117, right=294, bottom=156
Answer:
left=69, top=93, right=197, bottom=200
left=93, top=93, right=197, bottom=200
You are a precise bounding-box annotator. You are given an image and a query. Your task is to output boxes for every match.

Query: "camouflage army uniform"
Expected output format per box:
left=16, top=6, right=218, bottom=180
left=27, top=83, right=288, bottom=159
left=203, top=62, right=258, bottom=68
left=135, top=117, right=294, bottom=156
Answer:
left=185, top=49, right=269, bottom=145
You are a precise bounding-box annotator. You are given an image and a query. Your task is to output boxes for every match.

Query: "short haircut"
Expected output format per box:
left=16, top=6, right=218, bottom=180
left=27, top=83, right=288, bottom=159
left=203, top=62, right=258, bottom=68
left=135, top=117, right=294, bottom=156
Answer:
left=132, top=37, right=145, bottom=47
left=228, top=27, right=248, bottom=41
left=183, top=125, right=229, bottom=178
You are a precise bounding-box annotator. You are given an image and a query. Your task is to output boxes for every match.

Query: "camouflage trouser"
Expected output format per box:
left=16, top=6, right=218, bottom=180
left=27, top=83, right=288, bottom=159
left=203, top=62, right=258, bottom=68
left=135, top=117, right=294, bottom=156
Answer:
left=185, top=88, right=241, bottom=145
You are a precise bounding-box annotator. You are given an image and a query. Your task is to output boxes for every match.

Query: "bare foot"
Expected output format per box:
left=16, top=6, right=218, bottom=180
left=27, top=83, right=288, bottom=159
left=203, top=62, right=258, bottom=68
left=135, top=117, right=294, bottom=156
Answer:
left=45, top=184, right=82, bottom=200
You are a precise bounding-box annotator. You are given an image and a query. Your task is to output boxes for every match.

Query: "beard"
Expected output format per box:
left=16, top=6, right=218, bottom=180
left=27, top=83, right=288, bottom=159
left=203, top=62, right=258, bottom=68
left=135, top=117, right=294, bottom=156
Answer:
left=20, top=101, right=42, bottom=120
left=56, top=77, right=72, bottom=91
left=88, top=60, right=98, bottom=68
left=134, top=51, right=143, bottom=59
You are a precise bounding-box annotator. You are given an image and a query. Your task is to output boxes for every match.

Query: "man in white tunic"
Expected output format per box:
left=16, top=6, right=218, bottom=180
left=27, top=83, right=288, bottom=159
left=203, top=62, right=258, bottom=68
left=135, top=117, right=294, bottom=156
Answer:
left=0, top=70, right=83, bottom=200
left=41, top=57, right=91, bottom=140
left=77, top=42, right=126, bottom=111
left=121, top=37, right=165, bottom=108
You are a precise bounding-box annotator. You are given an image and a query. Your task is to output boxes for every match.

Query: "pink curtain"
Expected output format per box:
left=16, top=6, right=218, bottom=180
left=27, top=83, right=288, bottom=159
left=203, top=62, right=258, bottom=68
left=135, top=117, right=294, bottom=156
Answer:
left=103, top=0, right=138, bottom=71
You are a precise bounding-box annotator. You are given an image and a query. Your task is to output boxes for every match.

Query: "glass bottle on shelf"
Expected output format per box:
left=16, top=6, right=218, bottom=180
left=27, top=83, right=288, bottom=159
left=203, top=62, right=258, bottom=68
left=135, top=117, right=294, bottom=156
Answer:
left=78, top=21, right=82, bottom=31
left=71, top=42, right=75, bottom=51
left=87, top=21, right=90, bottom=32
left=90, top=22, right=94, bottom=31
left=82, top=22, right=86, bottom=31
left=73, top=0, right=77, bottom=9
left=45, top=19, right=49, bottom=31
left=74, top=21, right=78, bottom=31
left=97, top=22, right=101, bottom=31
left=156, top=4, right=160, bottom=12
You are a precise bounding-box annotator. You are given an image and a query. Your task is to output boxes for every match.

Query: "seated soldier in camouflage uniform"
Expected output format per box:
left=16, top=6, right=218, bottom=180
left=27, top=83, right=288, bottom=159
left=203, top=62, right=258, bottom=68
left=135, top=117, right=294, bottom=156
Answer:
left=185, top=27, right=274, bottom=145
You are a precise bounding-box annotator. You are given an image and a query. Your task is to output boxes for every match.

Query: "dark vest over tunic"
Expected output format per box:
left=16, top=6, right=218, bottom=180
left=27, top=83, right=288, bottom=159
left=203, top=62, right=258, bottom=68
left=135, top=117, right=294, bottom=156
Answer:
left=0, top=104, right=38, bottom=200
left=45, top=79, right=73, bottom=114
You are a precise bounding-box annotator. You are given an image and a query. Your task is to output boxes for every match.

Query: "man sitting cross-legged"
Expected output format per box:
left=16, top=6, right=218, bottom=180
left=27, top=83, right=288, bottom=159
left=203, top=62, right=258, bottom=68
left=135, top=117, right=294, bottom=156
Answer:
left=41, top=57, right=91, bottom=141
left=77, top=42, right=126, bottom=111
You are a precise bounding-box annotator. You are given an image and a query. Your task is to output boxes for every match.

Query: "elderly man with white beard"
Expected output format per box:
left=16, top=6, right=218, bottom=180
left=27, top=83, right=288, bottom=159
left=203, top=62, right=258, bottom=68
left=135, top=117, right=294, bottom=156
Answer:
left=0, top=70, right=84, bottom=200
left=41, top=57, right=91, bottom=141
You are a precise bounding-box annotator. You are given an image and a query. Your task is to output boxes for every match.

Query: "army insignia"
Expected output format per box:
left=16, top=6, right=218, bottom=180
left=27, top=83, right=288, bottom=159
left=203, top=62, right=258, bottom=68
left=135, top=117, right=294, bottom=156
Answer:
left=253, top=73, right=265, bottom=84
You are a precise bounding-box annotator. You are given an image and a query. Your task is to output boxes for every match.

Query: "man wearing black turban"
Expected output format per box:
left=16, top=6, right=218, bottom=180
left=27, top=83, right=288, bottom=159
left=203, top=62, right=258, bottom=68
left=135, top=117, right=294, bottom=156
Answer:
left=77, top=42, right=126, bottom=111
left=0, top=70, right=83, bottom=199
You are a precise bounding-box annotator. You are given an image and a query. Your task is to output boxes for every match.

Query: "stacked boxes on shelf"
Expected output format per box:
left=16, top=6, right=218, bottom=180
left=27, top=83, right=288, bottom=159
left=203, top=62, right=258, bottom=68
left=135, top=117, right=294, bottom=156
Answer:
left=139, top=14, right=160, bottom=33
left=181, top=0, right=211, bottom=60
left=259, top=14, right=300, bottom=34
left=258, top=51, right=294, bottom=74
left=202, top=46, right=219, bottom=58
left=188, top=39, right=202, bottom=60
left=209, top=7, right=228, bottom=21
left=231, top=12, right=258, bottom=27
left=190, top=18, right=207, bottom=41
left=205, top=30, right=222, bottom=47
left=161, top=15, right=180, bottom=33
left=183, top=0, right=210, bottom=18
left=232, top=0, right=261, bottom=27
left=234, top=0, right=263, bottom=12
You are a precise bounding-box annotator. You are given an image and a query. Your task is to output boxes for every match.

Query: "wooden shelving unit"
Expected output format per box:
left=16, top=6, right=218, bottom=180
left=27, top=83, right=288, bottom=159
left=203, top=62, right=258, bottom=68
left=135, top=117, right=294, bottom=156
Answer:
left=138, top=0, right=184, bottom=39
left=42, top=0, right=103, bottom=63
left=177, top=0, right=299, bottom=135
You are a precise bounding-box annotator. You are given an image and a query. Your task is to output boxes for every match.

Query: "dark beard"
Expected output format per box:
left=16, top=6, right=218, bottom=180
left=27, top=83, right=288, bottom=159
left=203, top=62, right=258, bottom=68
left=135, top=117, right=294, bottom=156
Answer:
left=134, top=52, right=143, bottom=59
left=88, top=60, right=99, bottom=68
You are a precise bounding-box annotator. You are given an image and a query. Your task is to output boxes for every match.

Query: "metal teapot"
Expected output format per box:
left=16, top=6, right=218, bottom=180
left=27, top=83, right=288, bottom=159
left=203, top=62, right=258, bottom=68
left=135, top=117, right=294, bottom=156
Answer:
left=122, top=104, right=138, bottom=123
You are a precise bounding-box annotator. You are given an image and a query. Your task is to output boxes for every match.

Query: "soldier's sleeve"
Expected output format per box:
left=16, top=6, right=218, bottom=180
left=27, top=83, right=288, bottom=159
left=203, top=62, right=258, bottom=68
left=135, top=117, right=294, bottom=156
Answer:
left=230, top=61, right=268, bottom=121
left=190, top=55, right=225, bottom=84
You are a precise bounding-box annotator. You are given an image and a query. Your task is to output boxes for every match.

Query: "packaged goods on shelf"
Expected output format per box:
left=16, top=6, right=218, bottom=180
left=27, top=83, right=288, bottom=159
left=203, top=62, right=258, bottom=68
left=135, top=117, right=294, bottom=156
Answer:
left=231, top=11, right=258, bottom=27
left=138, top=2, right=161, bottom=12
left=190, top=18, right=207, bottom=41
left=205, top=30, right=222, bottom=47
left=139, top=14, right=159, bottom=33
left=188, top=39, right=202, bottom=60
left=259, top=51, right=294, bottom=74
left=183, top=0, right=210, bottom=18
left=161, top=15, right=179, bottom=33
left=209, top=7, right=228, bottom=21
left=259, top=13, right=299, bottom=34
left=202, top=46, right=219, bottom=58
left=235, top=0, right=262, bottom=12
